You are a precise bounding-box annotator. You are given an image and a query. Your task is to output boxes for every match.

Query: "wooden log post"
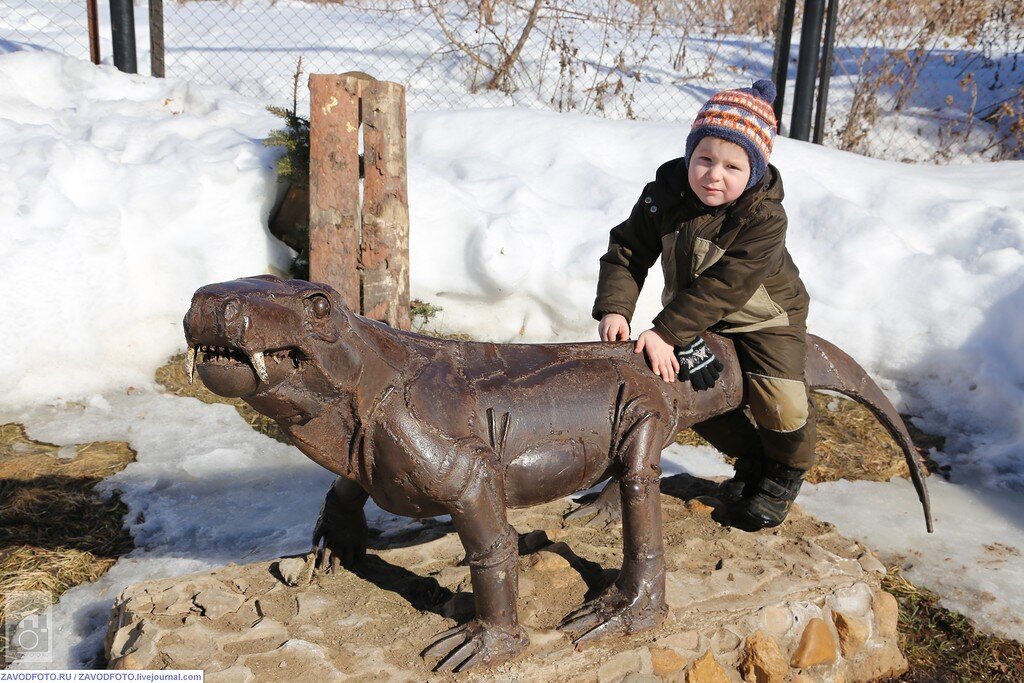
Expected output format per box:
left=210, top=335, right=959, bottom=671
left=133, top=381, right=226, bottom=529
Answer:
left=308, top=73, right=411, bottom=330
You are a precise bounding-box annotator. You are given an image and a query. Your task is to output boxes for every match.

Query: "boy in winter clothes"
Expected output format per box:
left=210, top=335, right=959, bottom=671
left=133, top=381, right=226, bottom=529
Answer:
left=592, top=80, right=815, bottom=531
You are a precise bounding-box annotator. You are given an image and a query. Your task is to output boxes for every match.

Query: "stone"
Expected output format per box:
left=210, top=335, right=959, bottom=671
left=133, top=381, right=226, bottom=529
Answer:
left=711, top=627, right=741, bottom=652
left=530, top=547, right=572, bottom=572
left=237, top=639, right=341, bottom=679
left=622, top=675, right=661, bottom=683
left=598, top=649, right=644, bottom=682
left=847, top=643, right=908, bottom=681
left=685, top=497, right=717, bottom=515
left=686, top=650, right=730, bottom=683
left=651, top=647, right=688, bottom=676
left=276, top=557, right=313, bottom=587
left=858, top=551, right=886, bottom=575
left=831, top=583, right=873, bottom=617
left=158, top=623, right=220, bottom=667
left=832, top=612, right=869, bottom=656
left=193, top=586, right=245, bottom=620
left=873, top=590, right=900, bottom=639
left=790, top=618, right=837, bottom=668
left=110, top=654, right=141, bottom=670
left=207, top=665, right=255, bottom=683
left=657, top=630, right=701, bottom=654
left=761, top=606, right=793, bottom=637
left=790, top=675, right=814, bottom=683
left=740, top=630, right=788, bottom=683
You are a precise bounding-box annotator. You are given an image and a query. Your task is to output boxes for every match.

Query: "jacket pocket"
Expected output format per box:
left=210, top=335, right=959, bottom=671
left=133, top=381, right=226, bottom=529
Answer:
left=721, top=284, right=789, bottom=331
left=691, top=237, right=725, bottom=277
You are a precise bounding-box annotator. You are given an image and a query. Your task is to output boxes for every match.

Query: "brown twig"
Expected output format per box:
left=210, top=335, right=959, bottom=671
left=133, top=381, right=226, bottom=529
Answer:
left=485, top=0, right=543, bottom=91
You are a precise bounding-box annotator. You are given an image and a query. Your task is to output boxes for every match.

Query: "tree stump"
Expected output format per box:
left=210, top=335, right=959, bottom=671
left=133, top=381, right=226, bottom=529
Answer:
left=308, top=73, right=410, bottom=329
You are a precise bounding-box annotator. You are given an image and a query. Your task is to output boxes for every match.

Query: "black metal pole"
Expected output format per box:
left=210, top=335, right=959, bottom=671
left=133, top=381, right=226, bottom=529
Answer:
left=109, top=0, right=137, bottom=74
left=813, top=0, right=839, bottom=144
left=86, top=0, right=101, bottom=65
left=771, top=0, right=797, bottom=134
left=790, top=0, right=826, bottom=141
left=150, top=0, right=165, bottom=78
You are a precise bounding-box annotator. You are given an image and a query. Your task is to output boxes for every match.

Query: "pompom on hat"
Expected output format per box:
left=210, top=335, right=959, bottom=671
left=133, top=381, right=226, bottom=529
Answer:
left=685, top=79, right=778, bottom=189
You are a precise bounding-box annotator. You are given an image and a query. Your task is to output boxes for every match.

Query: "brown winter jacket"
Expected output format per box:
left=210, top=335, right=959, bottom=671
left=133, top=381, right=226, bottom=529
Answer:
left=592, top=158, right=809, bottom=347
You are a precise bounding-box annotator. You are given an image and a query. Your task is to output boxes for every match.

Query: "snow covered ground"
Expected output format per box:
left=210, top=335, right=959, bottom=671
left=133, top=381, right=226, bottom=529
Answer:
left=2, top=16, right=1024, bottom=670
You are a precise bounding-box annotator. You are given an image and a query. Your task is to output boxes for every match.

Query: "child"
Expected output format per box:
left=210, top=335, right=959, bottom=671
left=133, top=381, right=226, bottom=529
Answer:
left=592, top=80, right=816, bottom=531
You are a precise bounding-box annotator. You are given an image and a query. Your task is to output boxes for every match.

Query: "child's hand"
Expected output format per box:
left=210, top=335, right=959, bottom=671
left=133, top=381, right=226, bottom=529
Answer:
left=598, top=313, right=630, bottom=341
left=635, top=328, right=679, bottom=382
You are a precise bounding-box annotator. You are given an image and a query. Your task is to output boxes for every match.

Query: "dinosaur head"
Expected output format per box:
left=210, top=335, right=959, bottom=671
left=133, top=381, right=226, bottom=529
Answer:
left=183, top=276, right=352, bottom=403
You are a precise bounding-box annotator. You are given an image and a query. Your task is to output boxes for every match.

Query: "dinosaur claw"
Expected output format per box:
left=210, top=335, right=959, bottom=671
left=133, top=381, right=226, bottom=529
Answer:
left=436, top=638, right=478, bottom=672
left=423, top=620, right=528, bottom=671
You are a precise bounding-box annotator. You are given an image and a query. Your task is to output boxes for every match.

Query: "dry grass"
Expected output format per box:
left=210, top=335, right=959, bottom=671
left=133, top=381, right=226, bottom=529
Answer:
left=883, top=565, right=1024, bottom=682
left=0, top=424, right=135, bottom=665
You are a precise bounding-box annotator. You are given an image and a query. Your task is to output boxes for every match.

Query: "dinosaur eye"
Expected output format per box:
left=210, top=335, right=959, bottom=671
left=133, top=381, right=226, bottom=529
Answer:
left=308, top=295, right=331, bottom=318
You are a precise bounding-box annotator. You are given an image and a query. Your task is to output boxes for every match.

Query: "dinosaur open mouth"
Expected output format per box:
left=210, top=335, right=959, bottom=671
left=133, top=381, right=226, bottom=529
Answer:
left=185, top=344, right=307, bottom=397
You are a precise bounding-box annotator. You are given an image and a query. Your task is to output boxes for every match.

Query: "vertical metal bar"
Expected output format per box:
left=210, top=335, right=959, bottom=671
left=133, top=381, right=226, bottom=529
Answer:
left=790, top=0, right=826, bottom=141
left=109, top=0, right=137, bottom=74
left=86, top=0, right=101, bottom=65
left=813, top=0, right=839, bottom=144
left=771, top=0, right=797, bottom=134
left=149, top=0, right=165, bottom=78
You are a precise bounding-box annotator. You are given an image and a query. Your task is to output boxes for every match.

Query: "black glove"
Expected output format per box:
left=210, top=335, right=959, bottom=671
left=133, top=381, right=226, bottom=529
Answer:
left=676, top=337, right=724, bottom=391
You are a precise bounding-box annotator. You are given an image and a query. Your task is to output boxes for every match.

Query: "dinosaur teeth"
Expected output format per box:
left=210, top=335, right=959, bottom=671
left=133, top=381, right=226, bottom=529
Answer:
left=251, top=351, right=269, bottom=383
left=185, top=347, right=196, bottom=385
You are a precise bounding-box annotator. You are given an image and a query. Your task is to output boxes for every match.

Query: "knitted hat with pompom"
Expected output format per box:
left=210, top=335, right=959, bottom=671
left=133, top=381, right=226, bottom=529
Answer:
left=685, top=79, right=778, bottom=189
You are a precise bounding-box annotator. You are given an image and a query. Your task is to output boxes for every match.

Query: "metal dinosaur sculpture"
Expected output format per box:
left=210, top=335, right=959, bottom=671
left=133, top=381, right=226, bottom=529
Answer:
left=183, top=275, right=932, bottom=672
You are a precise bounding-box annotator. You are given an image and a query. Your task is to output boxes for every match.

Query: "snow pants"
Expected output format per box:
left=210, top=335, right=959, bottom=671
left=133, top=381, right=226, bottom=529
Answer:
left=693, top=321, right=817, bottom=471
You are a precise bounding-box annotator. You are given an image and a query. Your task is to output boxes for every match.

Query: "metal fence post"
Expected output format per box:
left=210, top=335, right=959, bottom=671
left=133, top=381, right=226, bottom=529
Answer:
left=813, top=0, right=839, bottom=145
left=109, top=0, right=137, bottom=74
left=150, top=0, right=165, bottom=78
left=771, top=0, right=797, bottom=134
left=86, top=0, right=101, bottom=65
left=790, top=0, right=826, bottom=141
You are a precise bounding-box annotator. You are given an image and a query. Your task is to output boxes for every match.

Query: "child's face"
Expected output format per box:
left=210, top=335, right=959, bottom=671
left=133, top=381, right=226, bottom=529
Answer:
left=687, top=137, right=751, bottom=207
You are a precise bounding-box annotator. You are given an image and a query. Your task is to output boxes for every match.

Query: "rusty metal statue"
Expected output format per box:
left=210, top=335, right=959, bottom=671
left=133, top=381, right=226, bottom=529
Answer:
left=184, top=276, right=931, bottom=672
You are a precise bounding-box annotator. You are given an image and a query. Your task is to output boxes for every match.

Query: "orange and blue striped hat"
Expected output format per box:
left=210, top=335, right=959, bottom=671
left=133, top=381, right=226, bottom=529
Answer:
left=685, top=80, right=778, bottom=189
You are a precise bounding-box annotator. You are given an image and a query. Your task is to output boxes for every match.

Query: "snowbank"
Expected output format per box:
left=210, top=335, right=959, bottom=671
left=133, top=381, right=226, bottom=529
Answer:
left=0, top=52, right=290, bottom=406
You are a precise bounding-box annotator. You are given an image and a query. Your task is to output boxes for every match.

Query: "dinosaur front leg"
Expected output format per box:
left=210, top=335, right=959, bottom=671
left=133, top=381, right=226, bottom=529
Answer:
left=560, top=412, right=668, bottom=644
left=423, top=459, right=528, bottom=672
left=312, top=475, right=369, bottom=572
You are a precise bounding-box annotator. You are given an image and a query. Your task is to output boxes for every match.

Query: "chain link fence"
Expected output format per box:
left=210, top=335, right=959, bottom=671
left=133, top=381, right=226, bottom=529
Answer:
left=3, top=0, right=1022, bottom=162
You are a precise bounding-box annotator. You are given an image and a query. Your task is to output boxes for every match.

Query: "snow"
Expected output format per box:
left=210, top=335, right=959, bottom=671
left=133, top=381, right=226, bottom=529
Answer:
left=0, top=51, right=291, bottom=406
left=1, top=12, right=1023, bottom=669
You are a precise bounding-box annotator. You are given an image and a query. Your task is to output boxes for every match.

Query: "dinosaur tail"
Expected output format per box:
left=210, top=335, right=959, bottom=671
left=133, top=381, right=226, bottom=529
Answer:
left=806, top=334, right=934, bottom=533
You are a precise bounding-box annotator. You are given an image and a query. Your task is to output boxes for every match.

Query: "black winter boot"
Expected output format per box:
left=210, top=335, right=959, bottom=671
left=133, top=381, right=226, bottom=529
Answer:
left=718, top=456, right=763, bottom=502
left=727, top=459, right=807, bottom=531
